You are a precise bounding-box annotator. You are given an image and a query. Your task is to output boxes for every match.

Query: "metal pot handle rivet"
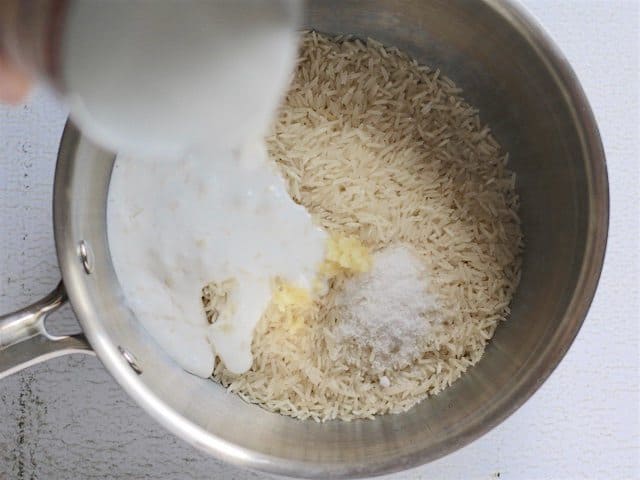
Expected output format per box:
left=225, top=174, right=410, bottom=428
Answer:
left=118, top=345, right=143, bottom=374
left=78, top=240, right=94, bottom=274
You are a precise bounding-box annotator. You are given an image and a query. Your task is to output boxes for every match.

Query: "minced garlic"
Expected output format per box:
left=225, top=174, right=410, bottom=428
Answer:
left=321, top=234, right=372, bottom=276
left=270, top=234, right=372, bottom=331
left=272, top=280, right=313, bottom=331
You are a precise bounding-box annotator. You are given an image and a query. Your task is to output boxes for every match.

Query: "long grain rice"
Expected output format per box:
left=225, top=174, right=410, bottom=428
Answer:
left=211, top=32, right=523, bottom=422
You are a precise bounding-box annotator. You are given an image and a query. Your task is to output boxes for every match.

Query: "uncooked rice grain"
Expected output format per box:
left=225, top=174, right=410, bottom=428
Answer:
left=211, top=32, right=523, bottom=422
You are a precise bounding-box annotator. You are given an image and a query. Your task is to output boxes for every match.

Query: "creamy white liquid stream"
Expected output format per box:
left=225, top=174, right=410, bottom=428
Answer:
left=103, top=2, right=327, bottom=377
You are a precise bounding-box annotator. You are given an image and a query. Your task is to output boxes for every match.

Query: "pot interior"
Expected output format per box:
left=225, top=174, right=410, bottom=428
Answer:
left=53, top=1, right=606, bottom=477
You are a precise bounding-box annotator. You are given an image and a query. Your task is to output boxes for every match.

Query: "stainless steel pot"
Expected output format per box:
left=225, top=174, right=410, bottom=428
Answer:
left=0, top=1, right=608, bottom=477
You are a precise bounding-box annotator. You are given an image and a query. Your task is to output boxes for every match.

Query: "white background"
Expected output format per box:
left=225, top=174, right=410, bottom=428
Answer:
left=1, top=1, right=638, bottom=479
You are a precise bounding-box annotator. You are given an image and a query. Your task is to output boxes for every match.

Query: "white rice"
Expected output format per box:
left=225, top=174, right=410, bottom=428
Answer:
left=211, top=32, right=523, bottom=422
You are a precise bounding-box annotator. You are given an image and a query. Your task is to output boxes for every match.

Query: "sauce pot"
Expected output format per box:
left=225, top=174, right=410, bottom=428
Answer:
left=0, top=1, right=608, bottom=477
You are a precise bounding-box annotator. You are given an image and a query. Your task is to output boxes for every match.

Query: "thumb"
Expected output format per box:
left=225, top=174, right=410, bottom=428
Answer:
left=0, top=54, right=31, bottom=104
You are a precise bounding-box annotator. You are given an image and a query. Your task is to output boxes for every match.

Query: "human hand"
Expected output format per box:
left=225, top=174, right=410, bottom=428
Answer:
left=0, top=52, right=30, bottom=103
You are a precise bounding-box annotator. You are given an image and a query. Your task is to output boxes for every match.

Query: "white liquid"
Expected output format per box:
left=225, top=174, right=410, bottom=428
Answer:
left=108, top=147, right=327, bottom=377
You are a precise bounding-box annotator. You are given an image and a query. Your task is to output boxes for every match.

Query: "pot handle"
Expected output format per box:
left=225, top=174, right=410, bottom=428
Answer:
left=0, top=281, right=94, bottom=379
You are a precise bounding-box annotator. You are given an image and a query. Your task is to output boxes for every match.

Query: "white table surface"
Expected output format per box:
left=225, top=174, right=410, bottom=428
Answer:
left=1, top=1, right=638, bottom=479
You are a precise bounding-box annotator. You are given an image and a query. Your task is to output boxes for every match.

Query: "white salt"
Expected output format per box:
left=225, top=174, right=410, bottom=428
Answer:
left=379, top=375, right=391, bottom=388
left=334, top=244, right=441, bottom=374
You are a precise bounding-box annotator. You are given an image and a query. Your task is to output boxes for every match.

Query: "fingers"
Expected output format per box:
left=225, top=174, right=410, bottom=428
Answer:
left=0, top=54, right=31, bottom=104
